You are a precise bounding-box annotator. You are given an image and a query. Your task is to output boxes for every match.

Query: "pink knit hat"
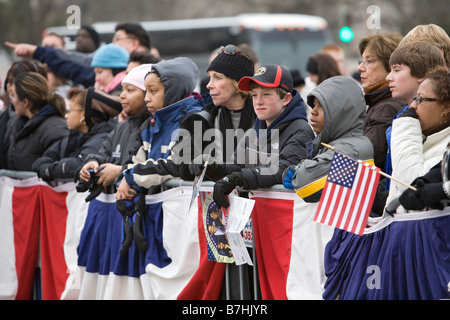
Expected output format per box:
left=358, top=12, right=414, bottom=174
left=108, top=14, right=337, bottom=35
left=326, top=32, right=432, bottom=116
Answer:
left=121, top=63, right=153, bottom=91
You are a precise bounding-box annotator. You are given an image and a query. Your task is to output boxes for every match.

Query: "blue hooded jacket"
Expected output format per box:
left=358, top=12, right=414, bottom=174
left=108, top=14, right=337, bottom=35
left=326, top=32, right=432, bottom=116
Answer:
left=122, top=57, right=209, bottom=191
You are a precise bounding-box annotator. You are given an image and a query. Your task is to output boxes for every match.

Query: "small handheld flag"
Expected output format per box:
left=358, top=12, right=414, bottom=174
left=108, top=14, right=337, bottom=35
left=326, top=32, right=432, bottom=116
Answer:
left=314, top=149, right=381, bottom=235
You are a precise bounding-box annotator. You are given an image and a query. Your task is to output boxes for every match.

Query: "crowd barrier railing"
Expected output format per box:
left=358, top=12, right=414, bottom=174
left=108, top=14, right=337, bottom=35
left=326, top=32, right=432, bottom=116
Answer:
left=2, top=170, right=449, bottom=300
left=3, top=170, right=322, bottom=300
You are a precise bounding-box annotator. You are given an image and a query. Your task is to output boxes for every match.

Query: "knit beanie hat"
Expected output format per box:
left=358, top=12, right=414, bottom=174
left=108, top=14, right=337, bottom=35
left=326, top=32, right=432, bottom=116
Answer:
left=122, top=63, right=153, bottom=91
left=91, top=43, right=130, bottom=69
left=207, top=44, right=254, bottom=82
left=81, top=25, right=100, bottom=49
left=84, top=88, right=122, bottom=129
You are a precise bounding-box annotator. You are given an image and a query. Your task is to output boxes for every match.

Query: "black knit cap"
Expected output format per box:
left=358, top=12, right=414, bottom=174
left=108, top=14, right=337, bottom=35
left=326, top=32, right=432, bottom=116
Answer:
left=207, top=44, right=255, bottom=82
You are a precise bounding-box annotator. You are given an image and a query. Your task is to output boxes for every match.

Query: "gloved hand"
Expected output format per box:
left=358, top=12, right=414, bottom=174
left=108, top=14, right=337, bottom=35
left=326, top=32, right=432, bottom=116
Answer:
left=282, top=165, right=297, bottom=189
left=32, top=156, right=53, bottom=181
left=36, top=163, right=53, bottom=182
left=31, top=156, right=52, bottom=172
left=188, top=154, right=208, bottom=176
left=213, top=172, right=243, bottom=209
left=420, top=182, right=447, bottom=210
left=399, top=178, right=425, bottom=210
left=189, top=154, right=223, bottom=181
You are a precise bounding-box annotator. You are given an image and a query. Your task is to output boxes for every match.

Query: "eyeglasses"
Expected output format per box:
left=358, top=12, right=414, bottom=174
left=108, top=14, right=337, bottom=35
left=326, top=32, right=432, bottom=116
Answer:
left=112, top=36, right=136, bottom=42
left=412, top=96, right=438, bottom=105
left=358, top=58, right=381, bottom=66
left=67, top=108, right=84, bottom=114
left=218, top=45, right=254, bottom=68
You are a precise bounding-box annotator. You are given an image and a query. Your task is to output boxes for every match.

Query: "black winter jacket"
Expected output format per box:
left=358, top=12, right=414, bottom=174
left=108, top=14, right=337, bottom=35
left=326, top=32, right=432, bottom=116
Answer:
left=6, top=104, right=68, bottom=171
left=84, top=108, right=150, bottom=167
left=32, top=119, right=117, bottom=180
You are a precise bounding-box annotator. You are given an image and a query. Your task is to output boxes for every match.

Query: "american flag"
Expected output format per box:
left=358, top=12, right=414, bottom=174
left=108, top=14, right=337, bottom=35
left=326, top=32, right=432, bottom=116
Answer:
left=314, top=151, right=380, bottom=235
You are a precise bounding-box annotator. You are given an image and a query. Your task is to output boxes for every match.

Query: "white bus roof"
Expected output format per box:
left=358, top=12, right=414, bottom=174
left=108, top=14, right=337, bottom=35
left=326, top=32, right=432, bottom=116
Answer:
left=47, top=13, right=328, bottom=36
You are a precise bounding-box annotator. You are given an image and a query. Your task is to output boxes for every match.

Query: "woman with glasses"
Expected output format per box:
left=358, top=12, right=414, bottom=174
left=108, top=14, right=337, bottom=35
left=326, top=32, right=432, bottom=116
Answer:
left=385, top=65, right=450, bottom=213
left=357, top=32, right=405, bottom=171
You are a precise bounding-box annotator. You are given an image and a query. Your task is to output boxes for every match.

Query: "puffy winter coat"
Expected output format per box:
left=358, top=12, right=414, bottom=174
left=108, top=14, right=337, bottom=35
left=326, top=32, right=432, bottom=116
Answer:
left=123, top=95, right=206, bottom=191
left=6, top=104, right=68, bottom=171
left=385, top=114, right=450, bottom=212
left=32, top=119, right=116, bottom=180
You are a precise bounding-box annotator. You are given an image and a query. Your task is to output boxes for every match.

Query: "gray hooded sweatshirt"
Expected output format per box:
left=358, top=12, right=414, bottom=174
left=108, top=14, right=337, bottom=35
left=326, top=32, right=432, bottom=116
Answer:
left=152, top=57, right=198, bottom=107
left=291, top=76, right=374, bottom=202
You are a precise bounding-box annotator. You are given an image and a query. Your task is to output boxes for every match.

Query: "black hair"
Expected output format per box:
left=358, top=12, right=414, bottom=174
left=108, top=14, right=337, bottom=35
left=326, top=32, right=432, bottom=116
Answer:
left=129, top=51, right=161, bottom=65
left=115, top=22, right=151, bottom=50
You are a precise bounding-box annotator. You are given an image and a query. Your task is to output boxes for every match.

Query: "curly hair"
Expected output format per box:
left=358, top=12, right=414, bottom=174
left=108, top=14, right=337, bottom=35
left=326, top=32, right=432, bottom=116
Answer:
left=425, top=66, right=450, bottom=107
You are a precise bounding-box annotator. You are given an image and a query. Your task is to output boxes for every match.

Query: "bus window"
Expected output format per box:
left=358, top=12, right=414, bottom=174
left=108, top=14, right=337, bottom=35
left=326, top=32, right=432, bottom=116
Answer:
left=249, top=28, right=332, bottom=75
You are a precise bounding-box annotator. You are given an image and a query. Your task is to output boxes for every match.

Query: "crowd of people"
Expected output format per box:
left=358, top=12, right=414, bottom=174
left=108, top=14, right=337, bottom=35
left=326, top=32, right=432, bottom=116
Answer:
left=1, top=20, right=449, bottom=299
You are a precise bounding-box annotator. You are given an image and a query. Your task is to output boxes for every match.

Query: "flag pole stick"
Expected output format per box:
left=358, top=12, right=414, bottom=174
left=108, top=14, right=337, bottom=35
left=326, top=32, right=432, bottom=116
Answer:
left=321, top=143, right=417, bottom=191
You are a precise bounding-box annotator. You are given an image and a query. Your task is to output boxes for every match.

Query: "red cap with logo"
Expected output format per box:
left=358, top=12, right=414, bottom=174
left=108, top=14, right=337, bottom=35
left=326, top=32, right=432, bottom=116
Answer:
left=238, top=64, right=293, bottom=93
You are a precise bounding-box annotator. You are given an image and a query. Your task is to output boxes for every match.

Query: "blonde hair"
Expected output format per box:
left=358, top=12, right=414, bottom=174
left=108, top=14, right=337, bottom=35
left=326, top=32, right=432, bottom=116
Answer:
left=230, top=76, right=252, bottom=100
left=400, top=24, right=450, bottom=66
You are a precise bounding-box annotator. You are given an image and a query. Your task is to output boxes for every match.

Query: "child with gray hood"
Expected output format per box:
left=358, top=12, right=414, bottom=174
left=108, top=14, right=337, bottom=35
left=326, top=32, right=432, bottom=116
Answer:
left=283, top=76, right=374, bottom=202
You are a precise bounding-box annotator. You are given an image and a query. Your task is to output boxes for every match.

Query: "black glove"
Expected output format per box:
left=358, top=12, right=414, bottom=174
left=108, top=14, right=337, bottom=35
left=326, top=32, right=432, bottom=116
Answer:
left=32, top=157, right=54, bottom=181
left=420, top=183, right=447, bottom=210
left=31, top=156, right=52, bottom=172
left=188, top=154, right=208, bottom=176
left=132, top=193, right=148, bottom=252
left=213, top=172, right=243, bottom=209
left=189, top=155, right=223, bottom=181
left=399, top=178, right=426, bottom=210
left=116, top=194, right=148, bottom=254
left=398, top=107, right=419, bottom=119
left=116, top=198, right=134, bottom=254
left=76, top=174, right=103, bottom=202
left=84, top=183, right=103, bottom=202
left=36, top=163, right=53, bottom=182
